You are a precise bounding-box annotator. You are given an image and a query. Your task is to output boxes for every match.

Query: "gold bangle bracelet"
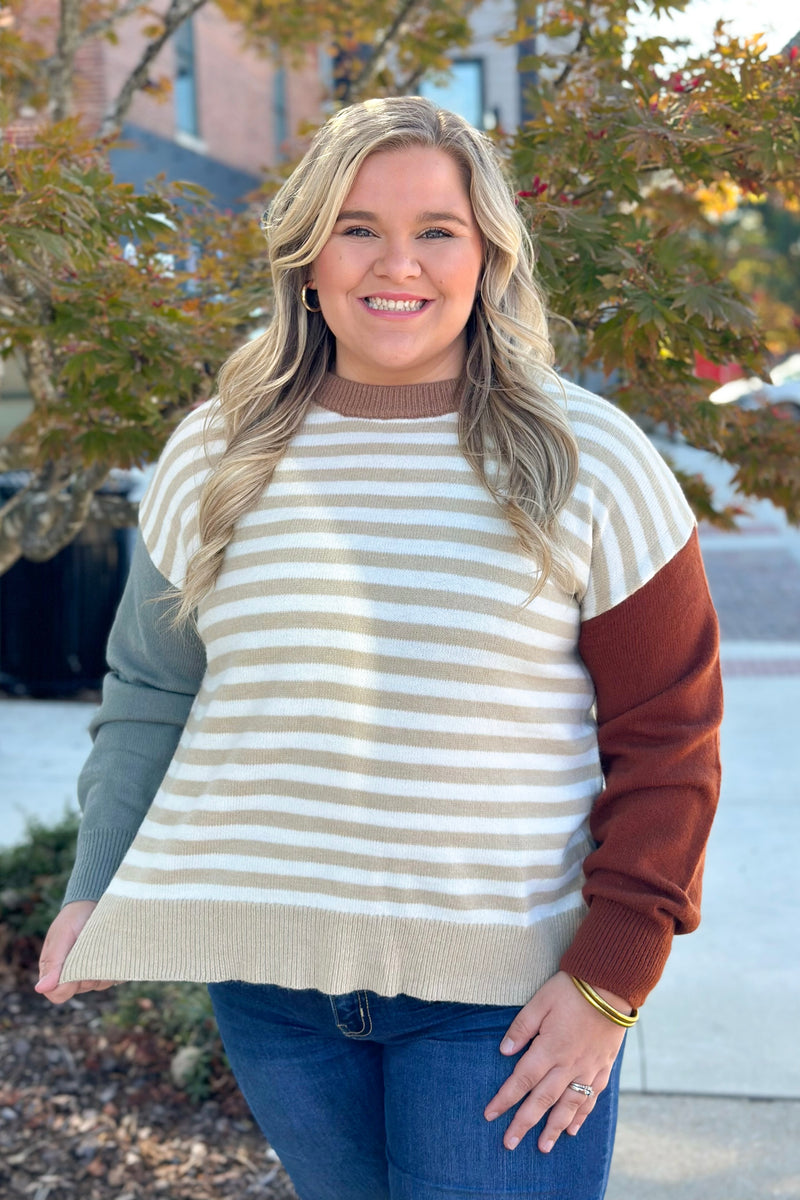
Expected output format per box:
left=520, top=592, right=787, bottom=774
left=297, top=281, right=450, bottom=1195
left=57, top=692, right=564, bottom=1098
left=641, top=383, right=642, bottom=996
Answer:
left=570, top=976, right=639, bottom=1028
left=571, top=976, right=638, bottom=1027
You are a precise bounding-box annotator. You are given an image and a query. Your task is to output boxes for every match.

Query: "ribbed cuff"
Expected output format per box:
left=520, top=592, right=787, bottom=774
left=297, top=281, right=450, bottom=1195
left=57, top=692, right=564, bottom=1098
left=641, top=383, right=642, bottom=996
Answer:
left=62, top=826, right=139, bottom=906
left=559, top=896, right=675, bottom=1009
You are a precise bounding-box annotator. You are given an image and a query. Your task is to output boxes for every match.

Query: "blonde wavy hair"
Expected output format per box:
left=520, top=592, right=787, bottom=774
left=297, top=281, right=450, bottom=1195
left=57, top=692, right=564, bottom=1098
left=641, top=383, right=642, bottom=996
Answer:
left=175, top=96, right=579, bottom=622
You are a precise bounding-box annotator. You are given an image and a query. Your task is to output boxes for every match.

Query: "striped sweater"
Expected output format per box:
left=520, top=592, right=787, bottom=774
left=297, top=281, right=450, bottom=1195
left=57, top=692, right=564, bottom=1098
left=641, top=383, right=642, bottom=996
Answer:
left=61, top=373, right=722, bottom=1007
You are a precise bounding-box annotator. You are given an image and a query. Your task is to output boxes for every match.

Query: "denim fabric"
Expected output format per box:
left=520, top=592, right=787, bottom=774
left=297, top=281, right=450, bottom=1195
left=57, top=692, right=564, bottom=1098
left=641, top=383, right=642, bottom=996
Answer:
left=208, top=982, right=623, bottom=1200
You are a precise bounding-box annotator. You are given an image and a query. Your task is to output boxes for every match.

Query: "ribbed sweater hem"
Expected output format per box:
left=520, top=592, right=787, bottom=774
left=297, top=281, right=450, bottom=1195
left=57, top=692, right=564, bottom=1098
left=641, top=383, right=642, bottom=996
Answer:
left=61, top=896, right=587, bottom=1006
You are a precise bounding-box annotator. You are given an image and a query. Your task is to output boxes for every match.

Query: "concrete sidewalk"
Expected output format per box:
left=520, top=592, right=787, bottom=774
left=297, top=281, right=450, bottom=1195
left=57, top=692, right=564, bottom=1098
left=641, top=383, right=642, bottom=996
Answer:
left=614, top=441, right=800, bottom=1197
left=2, top=682, right=798, bottom=1198
left=2, top=437, right=799, bottom=1196
left=607, top=1093, right=800, bottom=1199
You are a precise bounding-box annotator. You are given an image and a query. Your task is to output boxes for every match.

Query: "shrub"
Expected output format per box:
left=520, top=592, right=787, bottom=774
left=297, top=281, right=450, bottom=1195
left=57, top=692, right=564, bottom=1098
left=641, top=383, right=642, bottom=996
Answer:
left=0, top=811, right=79, bottom=943
left=107, top=980, right=224, bottom=1103
left=0, top=815, right=225, bottom=1103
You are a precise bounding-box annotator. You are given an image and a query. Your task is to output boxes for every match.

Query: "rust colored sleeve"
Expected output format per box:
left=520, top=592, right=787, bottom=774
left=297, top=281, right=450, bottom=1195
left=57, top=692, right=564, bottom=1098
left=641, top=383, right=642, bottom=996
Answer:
left=560, top=528, right=723, bottom=1008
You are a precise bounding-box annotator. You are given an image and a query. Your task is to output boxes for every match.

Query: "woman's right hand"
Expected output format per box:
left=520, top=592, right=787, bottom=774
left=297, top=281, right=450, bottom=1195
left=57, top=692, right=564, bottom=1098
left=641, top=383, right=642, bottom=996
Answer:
left=35, top=900, right=114, bottom=1005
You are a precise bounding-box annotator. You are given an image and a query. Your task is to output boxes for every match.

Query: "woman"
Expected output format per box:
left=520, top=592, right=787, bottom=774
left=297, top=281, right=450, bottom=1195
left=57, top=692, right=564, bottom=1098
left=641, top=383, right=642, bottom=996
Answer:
left=37, top=96, right=722, bottom=1200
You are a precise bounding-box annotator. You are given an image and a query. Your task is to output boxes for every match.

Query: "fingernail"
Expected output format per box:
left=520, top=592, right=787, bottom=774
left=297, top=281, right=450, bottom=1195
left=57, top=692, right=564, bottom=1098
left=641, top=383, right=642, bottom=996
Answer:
left=485, top=1109, right=499, bottom=1122
left=541, top=1139, right=554, bottom=1154
left=500, top=1037, right=516, bottom=1054
left=506, top=1135, right=519, bottom=1151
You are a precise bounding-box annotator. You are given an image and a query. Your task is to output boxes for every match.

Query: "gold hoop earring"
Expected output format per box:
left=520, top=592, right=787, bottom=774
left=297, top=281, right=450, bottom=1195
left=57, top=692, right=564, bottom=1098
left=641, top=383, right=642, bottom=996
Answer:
left=301, top=284, right=321, bottom=313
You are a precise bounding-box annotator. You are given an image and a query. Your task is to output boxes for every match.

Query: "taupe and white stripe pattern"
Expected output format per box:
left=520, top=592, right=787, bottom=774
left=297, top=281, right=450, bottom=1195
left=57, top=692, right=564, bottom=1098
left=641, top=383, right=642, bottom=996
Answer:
left=65, top=376, right=694, bottom=1001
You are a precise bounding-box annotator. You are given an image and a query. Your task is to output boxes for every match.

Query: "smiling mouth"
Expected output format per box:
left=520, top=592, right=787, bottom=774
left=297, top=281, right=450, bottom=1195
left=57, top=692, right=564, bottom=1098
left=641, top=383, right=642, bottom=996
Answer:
left=363, top=297, right=428, bottom=312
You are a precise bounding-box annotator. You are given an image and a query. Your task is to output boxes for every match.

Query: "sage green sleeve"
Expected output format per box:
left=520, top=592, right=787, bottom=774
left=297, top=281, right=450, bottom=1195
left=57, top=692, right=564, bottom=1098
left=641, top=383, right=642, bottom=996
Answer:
left=63, top=532, right=206, bottom=904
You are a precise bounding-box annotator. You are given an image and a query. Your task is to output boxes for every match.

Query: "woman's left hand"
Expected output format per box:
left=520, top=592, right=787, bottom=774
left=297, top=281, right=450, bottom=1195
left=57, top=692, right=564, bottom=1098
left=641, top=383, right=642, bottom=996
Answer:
left=483, top=970, right=628, bottom=1153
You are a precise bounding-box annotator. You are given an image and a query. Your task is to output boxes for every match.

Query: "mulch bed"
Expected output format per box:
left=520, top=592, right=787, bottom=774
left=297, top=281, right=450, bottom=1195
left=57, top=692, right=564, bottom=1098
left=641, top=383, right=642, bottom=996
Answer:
left=0, top=949, right=299, bottom=1200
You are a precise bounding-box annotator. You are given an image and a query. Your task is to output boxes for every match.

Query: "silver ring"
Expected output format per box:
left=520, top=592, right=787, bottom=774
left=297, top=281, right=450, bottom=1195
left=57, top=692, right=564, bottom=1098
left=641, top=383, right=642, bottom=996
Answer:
left=568, top=1081, right=594, bottom=1098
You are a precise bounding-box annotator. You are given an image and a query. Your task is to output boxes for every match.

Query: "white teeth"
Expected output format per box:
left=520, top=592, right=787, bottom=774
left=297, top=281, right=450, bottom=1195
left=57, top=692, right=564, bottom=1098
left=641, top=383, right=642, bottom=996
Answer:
left=365, top=297, right=426, bottom=312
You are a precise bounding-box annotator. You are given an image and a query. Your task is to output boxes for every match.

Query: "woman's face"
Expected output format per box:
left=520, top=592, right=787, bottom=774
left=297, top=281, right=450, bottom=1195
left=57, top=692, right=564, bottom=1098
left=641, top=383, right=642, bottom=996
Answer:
left=309, top=145, right=484, bottom=386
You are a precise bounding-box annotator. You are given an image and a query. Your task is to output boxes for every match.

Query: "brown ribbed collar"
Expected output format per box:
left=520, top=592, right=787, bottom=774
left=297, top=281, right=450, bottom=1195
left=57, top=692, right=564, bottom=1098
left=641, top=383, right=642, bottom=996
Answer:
left=314, top=372, right=462, bottom=420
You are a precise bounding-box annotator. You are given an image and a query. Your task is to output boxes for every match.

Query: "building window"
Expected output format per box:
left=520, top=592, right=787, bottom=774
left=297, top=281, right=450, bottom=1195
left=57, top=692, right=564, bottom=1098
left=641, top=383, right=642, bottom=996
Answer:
left=420, top=59, right=486, bottom=129
left=174, top=19, right=198, bottom=137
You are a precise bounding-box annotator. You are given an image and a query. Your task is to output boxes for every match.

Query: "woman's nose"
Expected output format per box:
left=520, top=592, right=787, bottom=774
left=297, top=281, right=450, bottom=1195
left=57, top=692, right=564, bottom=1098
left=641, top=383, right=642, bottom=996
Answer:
left=374, top=241, right=422, bottom=280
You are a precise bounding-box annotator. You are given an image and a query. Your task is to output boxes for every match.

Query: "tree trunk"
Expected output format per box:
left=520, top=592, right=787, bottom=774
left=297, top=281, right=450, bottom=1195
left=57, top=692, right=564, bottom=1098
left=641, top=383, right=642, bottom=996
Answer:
left=0, top=463, right=110, bottom=575
left=100, top=0, right=209, bottom=137
left=50, top=0, right=82, bottom=121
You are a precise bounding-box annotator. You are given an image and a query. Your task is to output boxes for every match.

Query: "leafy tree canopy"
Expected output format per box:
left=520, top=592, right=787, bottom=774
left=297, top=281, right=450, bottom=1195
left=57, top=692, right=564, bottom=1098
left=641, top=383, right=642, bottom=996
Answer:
left=505, top=2, right=800, bottom=520
left=1, top=0, right=799, bottom=574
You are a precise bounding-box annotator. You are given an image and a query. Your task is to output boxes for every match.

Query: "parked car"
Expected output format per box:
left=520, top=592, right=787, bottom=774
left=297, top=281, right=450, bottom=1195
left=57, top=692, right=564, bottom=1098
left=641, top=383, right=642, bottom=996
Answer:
left=710, top=354, right=800, bottom=420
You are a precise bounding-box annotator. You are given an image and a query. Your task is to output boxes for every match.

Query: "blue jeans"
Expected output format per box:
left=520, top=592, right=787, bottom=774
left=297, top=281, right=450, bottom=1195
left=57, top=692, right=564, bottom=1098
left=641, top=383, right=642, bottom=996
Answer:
left=208, top=982, right=623, bottom=1200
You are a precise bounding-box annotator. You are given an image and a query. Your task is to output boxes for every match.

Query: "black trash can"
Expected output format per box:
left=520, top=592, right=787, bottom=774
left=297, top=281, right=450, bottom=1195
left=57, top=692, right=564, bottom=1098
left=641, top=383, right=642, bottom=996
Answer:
left=0, top=475, right=132, bottom=696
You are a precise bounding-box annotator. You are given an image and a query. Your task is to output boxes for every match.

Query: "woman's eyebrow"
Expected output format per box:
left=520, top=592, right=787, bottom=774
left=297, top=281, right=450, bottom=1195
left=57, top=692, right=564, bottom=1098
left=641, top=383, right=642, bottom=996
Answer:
left=417, top=210, right=471, bottom=228
left=335, top=208, right=470, bottom=227
left=336, top=210, right=376, bottom=221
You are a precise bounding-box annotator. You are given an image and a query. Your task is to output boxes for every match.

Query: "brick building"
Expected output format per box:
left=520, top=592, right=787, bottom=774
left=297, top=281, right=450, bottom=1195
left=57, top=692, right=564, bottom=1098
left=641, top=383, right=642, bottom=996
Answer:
left=103, top=5, right=326, bottom=204
left=10, top=1, right=326, bottom=206
left=8, top=0, right=539, bottom=206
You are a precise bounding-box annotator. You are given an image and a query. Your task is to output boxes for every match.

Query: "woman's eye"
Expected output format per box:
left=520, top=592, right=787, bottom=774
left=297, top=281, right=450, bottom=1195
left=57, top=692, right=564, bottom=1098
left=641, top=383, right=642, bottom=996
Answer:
left=420, top=227, right=452, bottom=240
left=342, top=226, right=375, bottom=238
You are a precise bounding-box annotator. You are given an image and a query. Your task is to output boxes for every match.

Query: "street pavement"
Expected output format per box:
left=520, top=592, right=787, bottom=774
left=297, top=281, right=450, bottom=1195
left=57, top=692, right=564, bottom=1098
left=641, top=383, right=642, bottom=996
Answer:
left=1, top=436, right=799, bottom=1197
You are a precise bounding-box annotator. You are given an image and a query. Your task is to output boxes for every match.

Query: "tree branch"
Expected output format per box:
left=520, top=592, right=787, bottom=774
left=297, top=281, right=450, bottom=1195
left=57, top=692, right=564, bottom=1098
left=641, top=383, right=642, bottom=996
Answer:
left=552, top=15, right=590, bottom=91
left=78, top=0, right=151, bottom=45
left=338, top=0, right=424, bottom=105
left=0, top=461, right=112, bottom=576
left=398, top=65, right=428, bottom=95
left=21, top=336, right=61, bottom=412
left=0, top=289, right=27, bottom=320
left=100, top=0, right=209, bottom=137
left=0, top=441, right=36, bottom=473
left=365, top=0, right=423, bottom=80
left=23, top=462, right=110, bottom=559
left=0, top=533, right=23, bottom=576
left=0, top=465, right=142, bottom=574
left=89, top=491, right=140, bottom=528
